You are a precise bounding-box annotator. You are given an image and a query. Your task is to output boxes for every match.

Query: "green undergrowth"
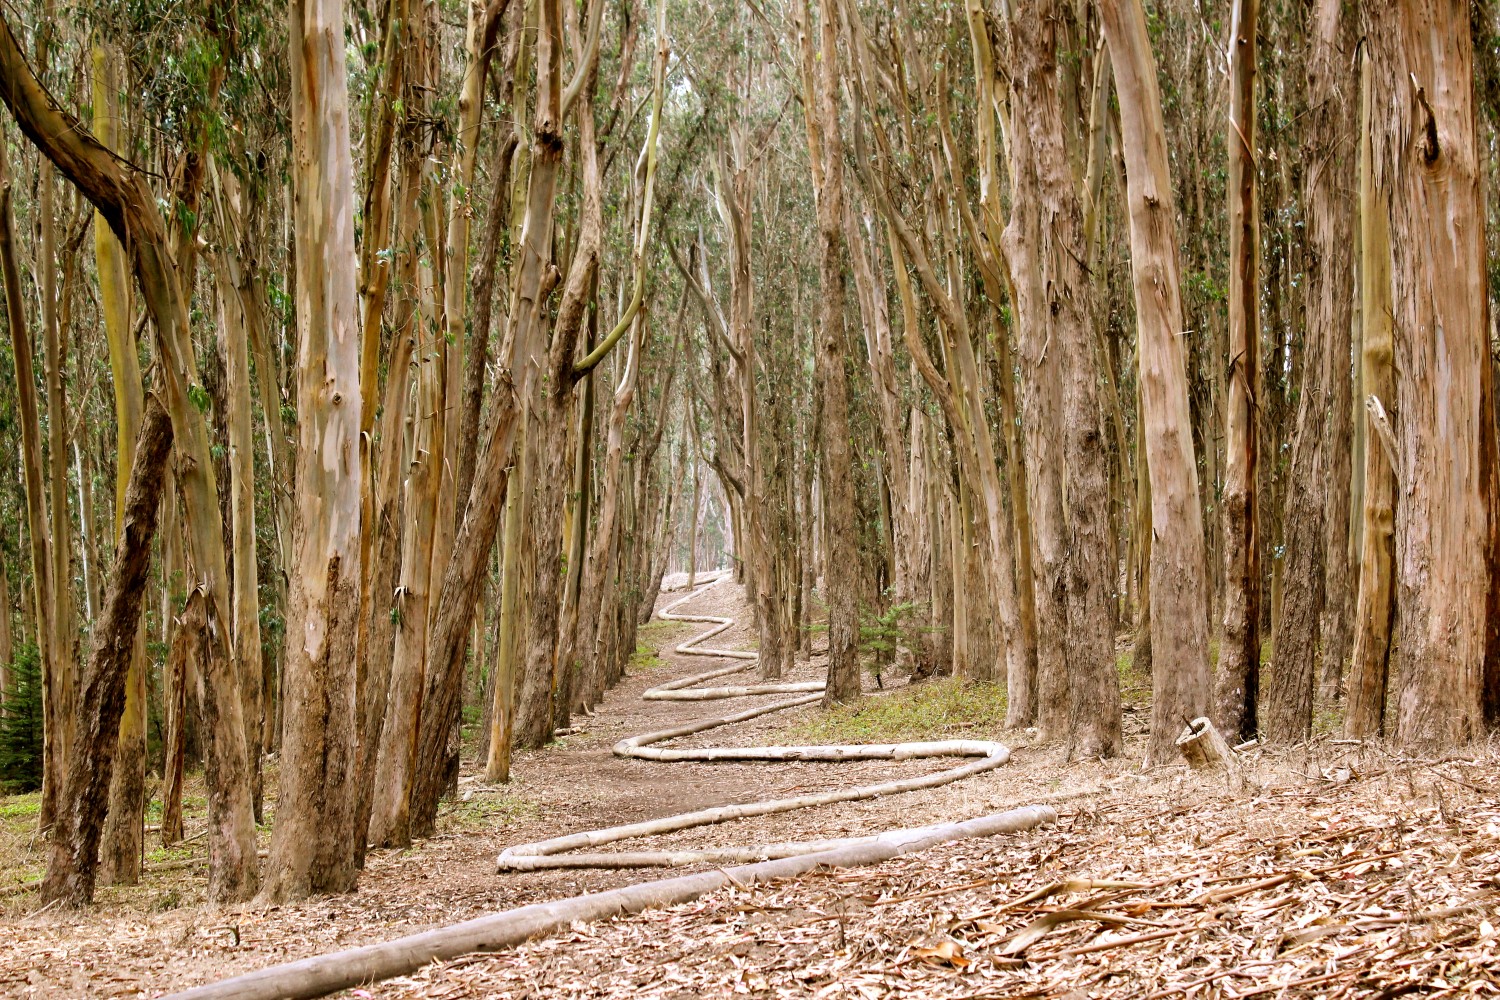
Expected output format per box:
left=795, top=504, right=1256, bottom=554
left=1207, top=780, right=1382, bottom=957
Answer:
left=630, top=640, right=668, bottom=671
left=786, top=677, right=1009, bottom=745
left=637, top=618, right=691, bottom=647
left=146, top=843, right=199, bottom=866
left=0, top=794, right=39, bottom=823
left=444, top=789, right=539, bottom=832
left=1116, top=649, right=1151, bottom=707
left=633, top=617, right=699, bottom=670
left=0, top=791, right=43, bottom=888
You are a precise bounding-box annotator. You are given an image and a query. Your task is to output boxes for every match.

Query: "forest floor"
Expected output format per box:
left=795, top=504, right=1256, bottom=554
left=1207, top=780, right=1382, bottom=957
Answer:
left=0, top=578, right=1498, bottom=998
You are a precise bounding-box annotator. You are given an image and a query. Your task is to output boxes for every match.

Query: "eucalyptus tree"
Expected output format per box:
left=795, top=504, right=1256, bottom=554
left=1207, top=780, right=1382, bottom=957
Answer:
left=1369, top=0, right=1493, bottom=744
left=1262, top=0, right=1354, bottom=743
left=1098, top=0, right=1213, bottom=764
left=0, top=8, right=260, bottom=902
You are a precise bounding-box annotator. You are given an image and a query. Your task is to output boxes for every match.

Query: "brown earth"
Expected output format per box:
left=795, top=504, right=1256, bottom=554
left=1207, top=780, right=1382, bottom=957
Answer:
left=1, top=578, right=1494, bottom=999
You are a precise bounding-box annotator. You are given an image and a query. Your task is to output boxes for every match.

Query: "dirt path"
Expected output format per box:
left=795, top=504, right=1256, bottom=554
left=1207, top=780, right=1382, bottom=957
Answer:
left=0, top=578, right=1114, bottom=997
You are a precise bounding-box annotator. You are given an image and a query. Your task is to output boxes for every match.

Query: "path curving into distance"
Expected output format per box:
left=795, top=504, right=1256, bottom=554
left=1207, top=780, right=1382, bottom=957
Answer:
left=496, top=576, right=1018, bottom=871
left=167, top=577, right=1054, bottom=1000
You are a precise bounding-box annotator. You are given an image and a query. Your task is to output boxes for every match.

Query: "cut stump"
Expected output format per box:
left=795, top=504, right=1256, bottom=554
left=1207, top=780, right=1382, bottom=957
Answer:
left=1176, top=716, right=1243, bottom=790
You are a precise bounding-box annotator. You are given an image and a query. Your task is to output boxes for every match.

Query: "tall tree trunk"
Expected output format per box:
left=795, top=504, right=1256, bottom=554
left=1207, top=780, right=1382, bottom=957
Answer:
left=1099, top=0, right=1212, bottom=764
left=802, top=0, right=859, bottom=706
left=1263, top=0, right=1354, bottom=743
left=208, top=163, right=266, bottom=821
left=576, top=322, right=644, bottom=708
left=1343, top=52, right=1396, bottom=739
left=96, top=35, right=148, bottom=883
left=0, top=554, right=11, bottom=704
left=441, top=0, right=504, bottom=527
left=1017, top=0, right=1122, bottom=757
left=1214, top=0, right=1262, bottom=743
left=261, top=0, right=366, bottom=901
left=1372, top=0, right=1490, bottom=745
left=1000, top=0, right=1070, bottom=738
left=352, top=73, right=424, bottom=859
left=557, top=322, right=595, bottom=709
left=34, top=12, right=76, bottom=835
left=0, top=13, right=259, bottom=902
left=0, top=130, right=56, bottom=824
left=1132, top=394, right=1153, bottom=678
left=408, top=0, right=571, bottom=837
left=484, top=430, right=527, bottom=782
left=369, top=261, right=444, bottom=849
left=158, top=482, right=188, bottom=846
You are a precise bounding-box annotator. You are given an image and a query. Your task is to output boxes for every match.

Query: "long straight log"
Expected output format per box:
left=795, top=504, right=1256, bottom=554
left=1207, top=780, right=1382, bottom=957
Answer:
left=161, top=805, right=1055, bottom=1000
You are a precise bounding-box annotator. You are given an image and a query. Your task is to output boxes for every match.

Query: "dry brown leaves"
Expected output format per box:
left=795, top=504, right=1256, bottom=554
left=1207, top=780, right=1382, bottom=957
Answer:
left=380, top=745, right=1500, bottom=999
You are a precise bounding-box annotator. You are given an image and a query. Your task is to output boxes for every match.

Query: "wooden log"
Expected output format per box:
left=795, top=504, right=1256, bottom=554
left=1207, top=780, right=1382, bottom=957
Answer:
left=160, top=805, right=1057, bottom=1000
left=496, top=579, right=1018, bottom=870
left=501, top=736, right=1012, bottom=869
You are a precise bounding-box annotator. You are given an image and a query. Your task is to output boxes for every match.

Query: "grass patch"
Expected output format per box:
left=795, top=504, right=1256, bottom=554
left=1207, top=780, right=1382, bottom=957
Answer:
left=443, top=790, right=539, bottom=831
left=637, top=619, right=690, bottom=646
left=1116, top=648, right=1151, bottom=708
left=1314, top=705, right=1344, bottom=737
left=0, top=791, right=44, bottom=888
left=146, top=844, right=200, bottom=865
left=630, top=640, right=668, bottom=671
left=785, top=677, right=1009, bottom=744
left=633, top=617, right=697, bottom=669
left=0, top=793, right=39, bottom=822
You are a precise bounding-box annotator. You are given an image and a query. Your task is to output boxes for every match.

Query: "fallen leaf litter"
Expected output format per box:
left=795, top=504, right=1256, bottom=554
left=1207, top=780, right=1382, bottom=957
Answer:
left=383, top=745, right=1500, bottom=999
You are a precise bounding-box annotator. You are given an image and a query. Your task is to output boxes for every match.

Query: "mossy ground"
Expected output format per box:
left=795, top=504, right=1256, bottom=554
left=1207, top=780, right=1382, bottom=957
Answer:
left=785, top=676, right=1009, bottom=745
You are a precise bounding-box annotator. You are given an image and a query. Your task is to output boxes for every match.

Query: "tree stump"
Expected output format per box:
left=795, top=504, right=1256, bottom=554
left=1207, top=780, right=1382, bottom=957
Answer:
left=1176, top=717, right=1243, bottom=791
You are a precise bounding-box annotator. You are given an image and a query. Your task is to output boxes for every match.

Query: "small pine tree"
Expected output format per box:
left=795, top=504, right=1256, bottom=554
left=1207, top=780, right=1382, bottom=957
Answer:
left=0, top=643, right=43, bottom=793
left=858, top=600, right=928, bottom=689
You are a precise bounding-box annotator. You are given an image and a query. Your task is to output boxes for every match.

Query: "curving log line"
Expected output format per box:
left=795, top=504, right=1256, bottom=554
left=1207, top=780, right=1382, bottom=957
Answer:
left=496, top=577, right=1023, bottom=870
left=162, top=806, right=1056, bottom=1000
left=161, top=576, right=1055, bottom=1000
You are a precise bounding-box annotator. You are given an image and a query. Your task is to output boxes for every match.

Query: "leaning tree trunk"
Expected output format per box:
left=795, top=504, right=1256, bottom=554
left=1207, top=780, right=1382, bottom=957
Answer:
left=95, top=37, right=148, bottom=886
left=260, top=0, right=366, bottom=902
left=369, top=330, right=443, bottom=848
left=0, top=134, right=56, bottom=828
left=407, top=0, right=570, bottom=838
left=39, top=398, right=172, bottom=908
left=0, top=11, right=259, bottom=902
left=352, top=80, right=424, bottom=858
left=1099, top=0, right=1212, bottom=764
left=368, top=137, right=445, bottom=845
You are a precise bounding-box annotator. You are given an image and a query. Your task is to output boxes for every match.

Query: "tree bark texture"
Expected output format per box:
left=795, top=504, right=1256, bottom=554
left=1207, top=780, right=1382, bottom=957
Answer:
left=1214, top=0, right=1262, bottom=743
left=1099, top=0, right=1213, bottom=764
left=0, top=10, right=259, bottom=901
left=40, top=399, right=172, bottom=907
left=1370, top=0, right=1490, bottom=745
left=262, top=0, right=366, bottom=901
